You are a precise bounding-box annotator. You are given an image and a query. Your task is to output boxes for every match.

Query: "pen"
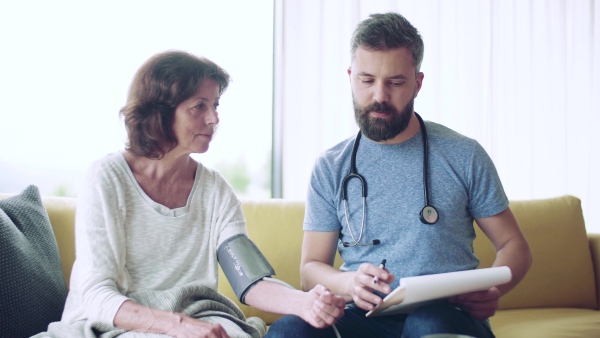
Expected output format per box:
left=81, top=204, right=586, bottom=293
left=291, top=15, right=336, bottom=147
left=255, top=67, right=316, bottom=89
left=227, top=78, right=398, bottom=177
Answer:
left=373, top=259, right=387, bottom=284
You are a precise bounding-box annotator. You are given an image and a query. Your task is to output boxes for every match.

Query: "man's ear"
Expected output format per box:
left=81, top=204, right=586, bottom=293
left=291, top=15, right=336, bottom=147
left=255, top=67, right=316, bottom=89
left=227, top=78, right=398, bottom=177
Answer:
left=414, top=72, right=424, bottom=98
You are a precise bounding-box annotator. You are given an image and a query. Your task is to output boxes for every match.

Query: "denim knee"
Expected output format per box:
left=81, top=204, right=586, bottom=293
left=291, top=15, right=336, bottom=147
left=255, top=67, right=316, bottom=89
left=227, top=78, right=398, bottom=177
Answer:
left=265, top=315, right=334, bottom=338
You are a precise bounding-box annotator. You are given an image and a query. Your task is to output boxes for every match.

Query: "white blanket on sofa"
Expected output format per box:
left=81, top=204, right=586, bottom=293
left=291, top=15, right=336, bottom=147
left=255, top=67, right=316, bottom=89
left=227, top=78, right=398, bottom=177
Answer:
left=32, top=282, right=267, bottom=338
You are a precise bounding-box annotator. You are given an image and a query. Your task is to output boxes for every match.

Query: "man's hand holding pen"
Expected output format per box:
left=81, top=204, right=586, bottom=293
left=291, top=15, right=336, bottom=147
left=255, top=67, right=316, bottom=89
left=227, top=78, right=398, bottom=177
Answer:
left=349, top=259, right=395, bottom=311
left=373, top=259, right=387, bottom=284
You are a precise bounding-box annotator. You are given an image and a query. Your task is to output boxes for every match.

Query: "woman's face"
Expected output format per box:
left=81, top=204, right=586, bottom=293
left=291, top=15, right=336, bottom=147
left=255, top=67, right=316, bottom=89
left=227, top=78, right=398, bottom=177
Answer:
left=171, top=78, right=221, bottom=155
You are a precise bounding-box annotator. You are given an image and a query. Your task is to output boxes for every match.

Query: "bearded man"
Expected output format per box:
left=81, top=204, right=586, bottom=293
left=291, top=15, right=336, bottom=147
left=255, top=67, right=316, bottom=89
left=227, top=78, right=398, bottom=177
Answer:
left=266, top=12, right=531, bottom=338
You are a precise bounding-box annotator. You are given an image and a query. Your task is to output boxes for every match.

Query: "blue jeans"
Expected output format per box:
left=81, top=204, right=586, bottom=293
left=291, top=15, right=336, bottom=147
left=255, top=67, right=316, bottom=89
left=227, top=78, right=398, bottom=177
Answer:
left=265, top=302, right=495, bottom=338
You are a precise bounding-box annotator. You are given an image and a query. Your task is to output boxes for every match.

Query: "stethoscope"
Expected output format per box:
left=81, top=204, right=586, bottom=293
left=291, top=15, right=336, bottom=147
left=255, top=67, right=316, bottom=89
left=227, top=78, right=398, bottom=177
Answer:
left=340, top=112, right=439, bottom=247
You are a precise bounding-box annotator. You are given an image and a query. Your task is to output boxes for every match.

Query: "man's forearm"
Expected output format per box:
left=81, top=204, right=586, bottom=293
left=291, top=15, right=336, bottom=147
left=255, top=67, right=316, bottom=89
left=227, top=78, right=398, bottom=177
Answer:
left=492, top=238, right=532, bottom=295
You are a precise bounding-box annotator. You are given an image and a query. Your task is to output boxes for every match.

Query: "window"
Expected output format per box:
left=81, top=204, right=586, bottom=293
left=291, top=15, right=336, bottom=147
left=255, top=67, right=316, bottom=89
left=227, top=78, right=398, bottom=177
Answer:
left=0, top=0, right=274, bottom=198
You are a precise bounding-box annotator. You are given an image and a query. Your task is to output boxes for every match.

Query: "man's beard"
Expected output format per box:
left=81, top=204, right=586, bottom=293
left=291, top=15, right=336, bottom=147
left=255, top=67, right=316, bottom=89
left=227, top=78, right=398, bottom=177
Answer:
left=353, top=96, right=415, bottom=142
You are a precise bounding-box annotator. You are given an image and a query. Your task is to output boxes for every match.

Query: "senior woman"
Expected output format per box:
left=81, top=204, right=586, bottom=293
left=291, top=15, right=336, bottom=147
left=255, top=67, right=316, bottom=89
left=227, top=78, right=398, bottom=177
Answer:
left=36, top=51, right=344, bottom=338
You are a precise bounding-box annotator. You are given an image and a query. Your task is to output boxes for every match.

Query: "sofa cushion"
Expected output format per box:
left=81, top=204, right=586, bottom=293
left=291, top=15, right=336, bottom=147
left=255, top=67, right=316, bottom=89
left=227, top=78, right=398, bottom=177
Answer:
left=490, top=308, right=600, bottom=338
left=474, top=195, right=597, bottom=310
left=0, top=185, right=68, bottom=337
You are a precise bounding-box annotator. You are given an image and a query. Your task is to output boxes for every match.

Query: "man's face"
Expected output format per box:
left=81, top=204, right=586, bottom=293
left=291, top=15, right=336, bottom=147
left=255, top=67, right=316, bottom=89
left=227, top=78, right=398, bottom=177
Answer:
left=349, top=47, right=423, bottom=143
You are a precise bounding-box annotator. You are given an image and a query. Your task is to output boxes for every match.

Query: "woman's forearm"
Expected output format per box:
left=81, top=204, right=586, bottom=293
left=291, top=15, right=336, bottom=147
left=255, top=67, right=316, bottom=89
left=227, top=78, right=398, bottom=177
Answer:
left=113, top=300, right=181, bottom=335
left=243, top=280, right=307, bottom=316
left=244, top=279, right=346, bottom=329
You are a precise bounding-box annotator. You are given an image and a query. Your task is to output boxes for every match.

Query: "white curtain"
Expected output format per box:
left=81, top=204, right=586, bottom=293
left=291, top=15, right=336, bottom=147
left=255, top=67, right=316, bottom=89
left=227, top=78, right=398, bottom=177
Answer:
left=274, top=0, right=600, bottom=233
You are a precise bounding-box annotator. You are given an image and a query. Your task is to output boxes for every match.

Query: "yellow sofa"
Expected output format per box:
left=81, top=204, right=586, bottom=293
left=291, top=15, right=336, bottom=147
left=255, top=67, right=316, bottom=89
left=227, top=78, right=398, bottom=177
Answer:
left=2, top=193, right=599, bottom=337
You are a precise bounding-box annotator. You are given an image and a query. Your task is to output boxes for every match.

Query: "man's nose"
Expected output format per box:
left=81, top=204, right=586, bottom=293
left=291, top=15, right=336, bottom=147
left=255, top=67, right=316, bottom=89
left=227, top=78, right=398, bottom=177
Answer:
left=372, top=82, right=390, bottom=103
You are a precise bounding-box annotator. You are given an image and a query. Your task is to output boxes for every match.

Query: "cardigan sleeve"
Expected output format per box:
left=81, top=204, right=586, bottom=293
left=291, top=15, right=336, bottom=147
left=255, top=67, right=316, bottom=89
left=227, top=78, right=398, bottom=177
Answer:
left=70, top=157, right=130, bottom=324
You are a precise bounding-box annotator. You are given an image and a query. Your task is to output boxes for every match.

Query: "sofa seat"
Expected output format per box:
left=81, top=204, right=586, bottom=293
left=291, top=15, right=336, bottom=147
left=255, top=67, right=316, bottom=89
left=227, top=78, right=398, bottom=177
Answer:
left=490, top=308, right=600, bottom=337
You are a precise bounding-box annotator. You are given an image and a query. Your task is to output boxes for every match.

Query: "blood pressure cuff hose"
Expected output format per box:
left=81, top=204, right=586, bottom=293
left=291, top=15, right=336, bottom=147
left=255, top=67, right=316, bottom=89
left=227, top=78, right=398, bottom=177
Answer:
left=217, top=234, right=275, bottom=304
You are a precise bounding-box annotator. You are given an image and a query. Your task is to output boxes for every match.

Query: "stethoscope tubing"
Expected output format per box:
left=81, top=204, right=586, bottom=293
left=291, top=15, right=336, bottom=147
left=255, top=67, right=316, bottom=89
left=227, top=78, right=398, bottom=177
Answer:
left=341, top=112, right=438, bottom=247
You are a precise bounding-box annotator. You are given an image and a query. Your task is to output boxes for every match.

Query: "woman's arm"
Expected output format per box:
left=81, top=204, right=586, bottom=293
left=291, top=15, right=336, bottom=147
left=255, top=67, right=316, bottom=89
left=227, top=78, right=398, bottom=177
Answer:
left=212, top=173, right=345, bottom=328
left=243, top=280, right=345, bottom=328
left=70, top=159, right=131, bottom=323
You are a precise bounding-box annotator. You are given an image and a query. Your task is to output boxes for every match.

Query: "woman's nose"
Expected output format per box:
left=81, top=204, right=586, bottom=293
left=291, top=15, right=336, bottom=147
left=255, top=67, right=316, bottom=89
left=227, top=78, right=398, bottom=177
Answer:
left=206, top=107, right=219, bottom=125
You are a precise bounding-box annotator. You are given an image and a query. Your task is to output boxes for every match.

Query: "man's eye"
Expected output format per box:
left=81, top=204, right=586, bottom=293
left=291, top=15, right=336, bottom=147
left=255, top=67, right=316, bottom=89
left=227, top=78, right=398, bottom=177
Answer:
left=213, top=103, right=219, bottom=109
left=392, top=82, right=404, bottom=86
left=361, top=79, right=374, bottom=84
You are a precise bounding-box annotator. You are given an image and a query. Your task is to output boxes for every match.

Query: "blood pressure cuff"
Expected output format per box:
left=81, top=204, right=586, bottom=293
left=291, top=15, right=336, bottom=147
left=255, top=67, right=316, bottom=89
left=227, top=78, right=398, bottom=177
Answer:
left=217, top=234, right=275, bottom=304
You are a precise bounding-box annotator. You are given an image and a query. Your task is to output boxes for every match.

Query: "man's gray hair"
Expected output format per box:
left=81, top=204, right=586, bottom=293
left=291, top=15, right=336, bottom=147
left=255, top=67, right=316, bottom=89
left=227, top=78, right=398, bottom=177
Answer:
left=350, top=12, right=424, bottom=73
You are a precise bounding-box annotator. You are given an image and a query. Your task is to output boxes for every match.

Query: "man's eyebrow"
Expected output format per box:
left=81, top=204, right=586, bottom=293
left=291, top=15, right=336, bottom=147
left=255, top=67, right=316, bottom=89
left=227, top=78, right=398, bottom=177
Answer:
left=356, top=72, right=408, bottom=80
left=356, top=72, right=374, bottom=77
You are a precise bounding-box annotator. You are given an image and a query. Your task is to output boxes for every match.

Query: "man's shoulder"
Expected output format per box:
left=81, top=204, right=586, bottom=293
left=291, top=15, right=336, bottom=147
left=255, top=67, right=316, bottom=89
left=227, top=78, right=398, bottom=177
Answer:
left=316, top=134, right=356, bottom=163
left=425, top=121, right=481, bottom=150
left=426, top=121, right=472, bottom=140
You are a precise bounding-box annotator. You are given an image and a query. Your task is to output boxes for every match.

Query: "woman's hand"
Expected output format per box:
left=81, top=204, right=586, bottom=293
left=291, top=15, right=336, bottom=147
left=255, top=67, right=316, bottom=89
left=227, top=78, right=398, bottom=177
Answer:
left=115, top=301, right=231, bottom=338
left=171, top=314, right=231, bottom=338
left=348, top=263, right=395, bottom=311
left=298, top=284, right=346, bottom=328
left=449, top=286, right=501, bottom=320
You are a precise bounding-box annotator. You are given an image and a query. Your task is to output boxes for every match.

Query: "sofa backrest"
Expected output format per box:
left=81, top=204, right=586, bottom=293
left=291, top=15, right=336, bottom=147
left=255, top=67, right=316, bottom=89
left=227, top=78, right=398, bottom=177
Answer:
left=474, top=195, right=597, bottom=310
left=42, top=196, right=77, bottom=287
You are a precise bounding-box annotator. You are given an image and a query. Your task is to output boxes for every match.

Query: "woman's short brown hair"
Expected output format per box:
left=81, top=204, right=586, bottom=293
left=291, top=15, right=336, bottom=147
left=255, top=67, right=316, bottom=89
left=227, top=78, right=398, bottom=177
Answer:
left=120, top=50, right=230, bottom=159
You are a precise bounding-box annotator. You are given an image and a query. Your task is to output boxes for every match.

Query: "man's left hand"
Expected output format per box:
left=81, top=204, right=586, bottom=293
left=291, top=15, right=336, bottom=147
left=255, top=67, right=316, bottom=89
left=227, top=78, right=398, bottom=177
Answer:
left=449, top=286, right=501, bottom=320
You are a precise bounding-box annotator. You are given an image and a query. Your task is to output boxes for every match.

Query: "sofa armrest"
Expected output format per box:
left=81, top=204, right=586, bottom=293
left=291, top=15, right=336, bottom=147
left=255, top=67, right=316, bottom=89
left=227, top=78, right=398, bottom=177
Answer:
left=589, top=233, right=600, bottom=310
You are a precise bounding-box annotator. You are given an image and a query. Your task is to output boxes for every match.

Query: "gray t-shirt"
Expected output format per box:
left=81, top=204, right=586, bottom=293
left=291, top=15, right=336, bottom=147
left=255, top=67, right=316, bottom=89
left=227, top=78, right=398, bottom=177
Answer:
left=304, top=120, right=508, bottom=289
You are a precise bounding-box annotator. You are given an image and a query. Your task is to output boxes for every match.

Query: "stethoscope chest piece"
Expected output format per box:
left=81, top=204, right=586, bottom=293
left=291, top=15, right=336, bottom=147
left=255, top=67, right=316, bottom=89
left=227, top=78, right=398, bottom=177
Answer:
left=420, top=205, right=439, bottom=224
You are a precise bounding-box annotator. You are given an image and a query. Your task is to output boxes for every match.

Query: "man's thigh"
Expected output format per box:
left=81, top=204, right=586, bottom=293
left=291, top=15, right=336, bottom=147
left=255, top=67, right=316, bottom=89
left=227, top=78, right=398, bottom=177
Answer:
left=402, top=302, right=495, bottom=338
left=265, top=307, right=404, bottom=338
left=266, top=303, right=493, bottom=338
left=334, top=306, right=404, bottom=338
